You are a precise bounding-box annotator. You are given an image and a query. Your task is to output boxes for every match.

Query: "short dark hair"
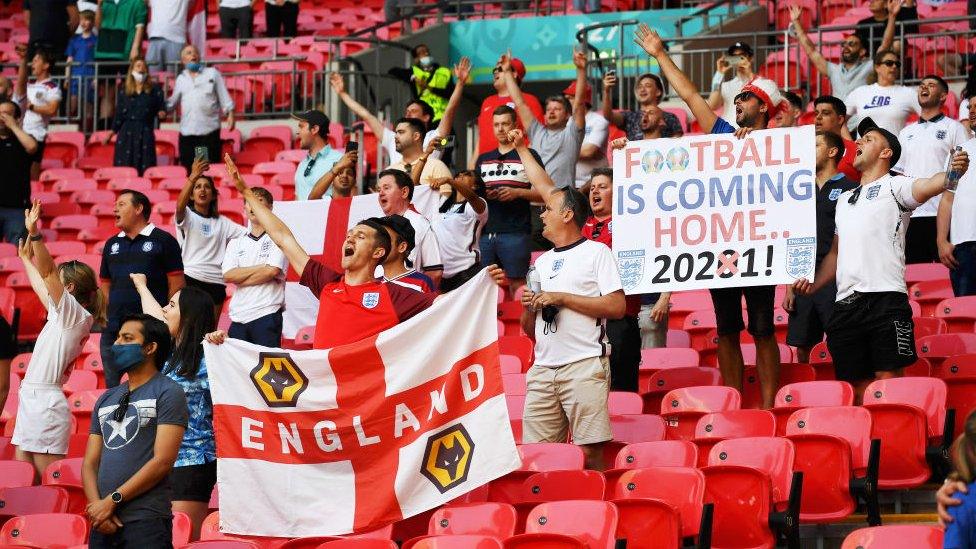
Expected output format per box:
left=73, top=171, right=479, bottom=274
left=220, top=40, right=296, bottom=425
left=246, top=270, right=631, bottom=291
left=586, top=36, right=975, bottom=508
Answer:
left=378, top=168, right=415, bottom=202
left=817, top=130, right=844, bottom=163
left=250, top=187, right=274, bottom=206
left=587, top=167, right=613, bottom=184
left=0, top=100, right=22, bottom=120
left=492, top=104, right=516, bottom=122
left=813, top=95, right=847, bottom=117
left=120, top=313, right=172, bottom=371
left=544, top=95, right=572, bottom=114
left=637, top=73, right=664, bottom=92
left=120, top=189, right=152, bottom=221
left=394, top=117, right=426, bottom=138
left=782, top=90, right=804, bottom=110
left=79, top=9, right=95, bottom=21
left=358, top=217, right=392, bottom=264
left=554, top=186, right=591, bottom=229
left=32, top=48, right=56, bottom=67
left=411, top=43, right=429, bottom=58
left=922, top=74, right=950, bottom=94
left=406, top=100, right=435, bottom=125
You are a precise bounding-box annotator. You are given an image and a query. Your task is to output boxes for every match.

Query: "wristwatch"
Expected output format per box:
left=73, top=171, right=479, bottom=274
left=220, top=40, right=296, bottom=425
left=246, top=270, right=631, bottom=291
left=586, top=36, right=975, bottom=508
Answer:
left=28, top=233, right=42, bottom=241
left=110, top=491, right=123, bottom=504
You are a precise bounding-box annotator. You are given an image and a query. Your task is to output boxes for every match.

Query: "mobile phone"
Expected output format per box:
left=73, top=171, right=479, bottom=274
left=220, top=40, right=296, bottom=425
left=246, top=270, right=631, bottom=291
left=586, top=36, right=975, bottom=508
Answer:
left=435, top=135, right=456, bottom=149
left=346, top=140, right=359, bottom=152
left=194, top=146, right=209, bottom=162
left=725, top=55, right=745, bottom=68
left=606, top=69, right=616, bottom=78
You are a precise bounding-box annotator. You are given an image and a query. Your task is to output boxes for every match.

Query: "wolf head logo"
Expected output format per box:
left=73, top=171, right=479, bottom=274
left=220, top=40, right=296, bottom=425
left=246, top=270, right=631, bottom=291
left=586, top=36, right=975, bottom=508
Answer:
left=249, top=352, right=309, bottom=407
left=421, top=424, right=475, bottom=493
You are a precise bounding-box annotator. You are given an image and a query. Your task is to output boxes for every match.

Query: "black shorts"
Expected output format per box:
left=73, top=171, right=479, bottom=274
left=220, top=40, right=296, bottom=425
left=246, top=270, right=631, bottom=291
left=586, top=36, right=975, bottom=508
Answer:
left=0, top=315, right=16, bottom=359
left=440, top=263, right=482, bottom=293
left=185, top=276, right=227, bottom=308
left=32, top=139, right=45, bottom=163
left=606, top=315, right=641, bottom=392
left=170, top=460, right=217, bottom=502
left=709, top=285, right=776, bottom=337
left=826, top=291, right=917, bottom=382
left=786, top=281, right=837, bottom=348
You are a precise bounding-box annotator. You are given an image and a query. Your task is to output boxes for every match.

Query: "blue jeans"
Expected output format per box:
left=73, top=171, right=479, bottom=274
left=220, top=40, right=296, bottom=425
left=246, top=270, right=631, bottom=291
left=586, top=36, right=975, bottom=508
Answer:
left=228, top=310, right=283, bottom=347
left=951, top=241, right=976, bottom=297
left=89, top=517, right=173, bottom=549
left=0, top=207, right=26, bottom=244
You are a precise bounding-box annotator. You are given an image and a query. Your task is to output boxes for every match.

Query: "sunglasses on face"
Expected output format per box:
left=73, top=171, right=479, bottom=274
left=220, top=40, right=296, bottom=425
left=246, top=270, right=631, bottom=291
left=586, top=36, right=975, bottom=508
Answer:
left=879, top=60, right=901, bottom=67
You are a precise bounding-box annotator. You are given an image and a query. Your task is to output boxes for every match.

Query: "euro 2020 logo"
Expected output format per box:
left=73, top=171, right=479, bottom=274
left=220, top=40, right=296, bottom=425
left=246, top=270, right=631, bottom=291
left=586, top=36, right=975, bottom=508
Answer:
left=640, top=147, right=690, bottom=174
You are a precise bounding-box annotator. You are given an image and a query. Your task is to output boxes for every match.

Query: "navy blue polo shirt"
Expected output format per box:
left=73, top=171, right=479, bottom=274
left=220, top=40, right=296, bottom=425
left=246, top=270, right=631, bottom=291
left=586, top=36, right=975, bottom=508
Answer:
left=100, top=224, right=183, bottom=334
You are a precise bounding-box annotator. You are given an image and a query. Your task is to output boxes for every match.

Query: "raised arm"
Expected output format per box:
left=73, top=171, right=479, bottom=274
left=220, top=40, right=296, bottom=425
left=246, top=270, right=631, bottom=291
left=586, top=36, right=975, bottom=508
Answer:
left=790, top=5, right=830, bottom=76
left=635, top=25, right=719, bottom=133
left=225, top=154, right=311, bottom=275
left=129, top=273, right=165, bottom=321
left=175, top=158, right=208, bottom=224
left=438, top=172, right=487, bottom=214
left=913, top=150, right=969, bottom=205
left=14, top=45, right=27, bottom=101
left=330, top=72, right=384, bottom=138
left=67, top=4, right=79, bottom=34
left=17, top=235, right=49, bottom=310
left=878, top=0, right=903, bottom=55
left=308, top=149, right=357, bottom=200
left=571, top=49, right=587, bottom=130
left=500, top=52, right=538, bottom=131
left=600, top=72, right=626, bottom=127
left=432, top=57, right=470, bottom=139
left=509, top=129, right=554, bottom=200
left=23, top=201, right=62, bottom=305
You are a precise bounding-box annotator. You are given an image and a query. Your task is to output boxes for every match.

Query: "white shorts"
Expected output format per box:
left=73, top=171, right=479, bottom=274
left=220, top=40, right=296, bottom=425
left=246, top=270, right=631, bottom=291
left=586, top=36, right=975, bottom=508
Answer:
left=11, top=383, right=72, bottom=454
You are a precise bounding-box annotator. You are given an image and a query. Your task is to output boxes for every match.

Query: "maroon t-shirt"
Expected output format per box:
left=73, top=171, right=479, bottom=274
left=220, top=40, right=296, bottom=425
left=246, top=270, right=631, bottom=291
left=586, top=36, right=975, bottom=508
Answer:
left=300, top=260, right=436, bottom=349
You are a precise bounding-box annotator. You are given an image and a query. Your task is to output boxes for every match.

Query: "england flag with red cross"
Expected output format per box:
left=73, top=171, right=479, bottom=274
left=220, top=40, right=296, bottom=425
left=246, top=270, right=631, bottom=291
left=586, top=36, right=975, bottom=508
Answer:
left=204, top=269, right=520, bottom=537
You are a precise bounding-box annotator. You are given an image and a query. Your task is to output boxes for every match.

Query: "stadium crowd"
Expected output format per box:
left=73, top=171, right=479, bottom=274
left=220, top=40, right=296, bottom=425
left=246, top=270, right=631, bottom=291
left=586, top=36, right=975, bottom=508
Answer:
left=4, top=0, right=976, bottom=547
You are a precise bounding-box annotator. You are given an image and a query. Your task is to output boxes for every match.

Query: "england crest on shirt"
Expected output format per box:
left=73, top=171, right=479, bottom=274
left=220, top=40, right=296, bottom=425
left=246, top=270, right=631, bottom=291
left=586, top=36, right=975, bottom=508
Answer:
left=201, top=223, right=213, bottom=237
left=110, top=242, right=120, bottom=255
left=828, top=188, right=842, bottom=201
left=548, top=259, right=564, bottom=279
left=362, top=292, right=380, bottom=309
left=937, top=130, right=947, bottom=140
left=142, top=242, right=154, bottom=252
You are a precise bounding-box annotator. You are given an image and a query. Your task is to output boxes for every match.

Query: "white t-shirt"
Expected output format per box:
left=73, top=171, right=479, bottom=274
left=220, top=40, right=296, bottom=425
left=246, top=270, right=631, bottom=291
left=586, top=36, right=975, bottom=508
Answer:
left=893, top=115, right=969, bottom=217
left=533, top=238, right=623, bottom=367
left=432, top=198, right=488, bottom=278
left=574, top=110, right=609, bottom=187
left=222, top=231, right=288, bottom=323
left=147, top=0, right=190, bottom=44
left=403, top=207, right=443, bottom=274
left=949, top=138, right=976, bottom=245
left=835, top=174, right=921, bottom=300
left=959, top=98, right=970, bottom=123
left=845, top=83, right=920, bottom=135
left=719, top=74, right=776, bottom=129
left=381, top=128, right=441, bottom=166
left=176, top=207, right=246, bottom=285
left=25, top=292, right=93, bottom=386
left=16, top=79, right=62, bottom=141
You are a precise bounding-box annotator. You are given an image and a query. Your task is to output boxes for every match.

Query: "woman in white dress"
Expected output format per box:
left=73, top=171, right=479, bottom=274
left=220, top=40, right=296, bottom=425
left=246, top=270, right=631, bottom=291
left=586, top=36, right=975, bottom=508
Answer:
left=11, top=200, right=105, bottom=478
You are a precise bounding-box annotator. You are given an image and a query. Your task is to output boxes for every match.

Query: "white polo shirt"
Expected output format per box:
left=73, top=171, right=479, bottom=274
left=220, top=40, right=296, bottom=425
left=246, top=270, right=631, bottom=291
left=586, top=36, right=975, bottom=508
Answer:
left=432, top=198, right=488, bottom=278
left=222, top=231, right=288, bottom=323
left=25, top=292, right=93, bottom=385
left=845, top=83, right=920, bottom=135
left=176, top=207, right=245, bottom=285
left=402, top=207, right=443, bottom=274
left=835, top=174, right=921, bottom=300
left=533, top=238, right=623, bottom=367
left=574, top=110, right=609, bottom=187
left=894, top=114, right=969, bottom=217
left=16, top=79, right=61, bottom=142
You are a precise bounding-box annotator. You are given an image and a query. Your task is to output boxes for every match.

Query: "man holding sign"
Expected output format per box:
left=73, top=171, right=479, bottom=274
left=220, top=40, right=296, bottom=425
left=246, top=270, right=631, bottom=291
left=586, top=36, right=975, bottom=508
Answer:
left=633, top=24, right=792, bottom=408
left=794, top=118, right=969, bottom=398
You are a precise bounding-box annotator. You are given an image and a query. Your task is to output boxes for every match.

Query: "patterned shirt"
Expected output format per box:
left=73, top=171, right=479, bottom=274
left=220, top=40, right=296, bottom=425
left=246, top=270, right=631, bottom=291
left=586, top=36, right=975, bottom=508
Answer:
left=165, top=357, right=215, bottom=466
left=622, top=109, right=683, bottom=140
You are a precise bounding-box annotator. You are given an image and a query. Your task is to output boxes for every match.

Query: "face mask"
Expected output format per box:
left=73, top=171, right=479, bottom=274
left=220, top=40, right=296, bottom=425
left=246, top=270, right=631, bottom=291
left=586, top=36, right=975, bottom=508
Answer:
left=186, top=62, right=203, bottom=73
left=111, top=343, right=145, bottom=374
left=418, top=56, right=433, bottom=67
left=132, top=71, right=146, bottom=83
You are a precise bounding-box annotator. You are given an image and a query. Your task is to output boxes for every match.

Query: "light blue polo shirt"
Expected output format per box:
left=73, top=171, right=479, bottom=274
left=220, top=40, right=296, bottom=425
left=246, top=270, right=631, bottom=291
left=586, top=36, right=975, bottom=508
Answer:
left=295, top=145, right=344, bottom=200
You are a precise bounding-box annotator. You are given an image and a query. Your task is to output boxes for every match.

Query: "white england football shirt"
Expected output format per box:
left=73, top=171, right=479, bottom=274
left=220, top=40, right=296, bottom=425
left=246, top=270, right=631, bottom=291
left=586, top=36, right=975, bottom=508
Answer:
left=402, top=207, right=443, bottom=274
left=432, top=198, right=488, bottom=278
left=846, top=83, right=920, bottom=135
left=176, top=207, right=246, bottom=285
left=25, top=292, right=93, bottom=385
left=533, top=238, right=623, bottom=367
left=834, top=174, right=921, bottom=300
left=894, top=114, right=969, bottom=217
left=222, top=232, right=288, bottom=323
left=17, top=79, right=62, bottom=141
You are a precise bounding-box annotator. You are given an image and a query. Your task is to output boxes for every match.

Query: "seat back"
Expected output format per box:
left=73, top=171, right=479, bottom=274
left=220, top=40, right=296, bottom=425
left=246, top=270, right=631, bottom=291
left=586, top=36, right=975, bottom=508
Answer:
left=523, top=501, right=618, bottom=549
left=611, top=499, right=681, bottom=549
left=607, top=392, right=642, bottom=415
left=0, top=459, right=35, bottom=488
left=774, top=380, right=854, bottom=409
left=517, top=471, right=605, bottom=503
left=841, top=525, right=943, bottom=548
left=919, top=333, right=976, bottom=360
left=786, top=406, right=873, bottom=473
left=660, top=386, right=741, bottom=441
left=787, top=432, right=857, bottom=523
left=0, top=485, right=69, bottom=515
left=641, top=367, right=722, bottom=410
left=43, top=457, right=84, bottom=487
left=428, top=502, right=517, bottom=538
left=863, top=377, right=947, bottom=437
left=612, top=466, right=705, bottom=538
left=609, top=414, right=666, bottom=444
left=707, top=437, right=795, bottom=506
left=693, top=409, right=776, bottom=466
left=702, top=466, right=776, bottom=549
left=516, top=443, right=584, bottom=472
left=0, top=512, right=88, bottom=547
left=412, top=535, right=503, bottom=549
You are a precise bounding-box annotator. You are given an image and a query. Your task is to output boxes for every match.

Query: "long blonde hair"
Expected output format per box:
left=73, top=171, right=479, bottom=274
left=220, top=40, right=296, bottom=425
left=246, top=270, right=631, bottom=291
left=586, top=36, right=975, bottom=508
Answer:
left=951, top=410, right=976, bottom=484
left=124, top=57, right=154, bottom=96
left=59, top=261, right=106, bottom=325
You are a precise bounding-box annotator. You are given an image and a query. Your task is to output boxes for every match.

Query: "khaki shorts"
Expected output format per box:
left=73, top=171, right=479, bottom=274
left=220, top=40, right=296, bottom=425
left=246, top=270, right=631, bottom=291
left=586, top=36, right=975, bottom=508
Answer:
left=522, top=356, right=612, bottom=445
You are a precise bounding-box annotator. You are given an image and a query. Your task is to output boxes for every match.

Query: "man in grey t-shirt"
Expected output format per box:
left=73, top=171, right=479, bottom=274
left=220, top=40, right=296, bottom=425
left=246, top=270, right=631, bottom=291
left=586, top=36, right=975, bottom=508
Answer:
left=83, top=314, right=187, bottom=549
left=501, top=48, right=586, bottom=189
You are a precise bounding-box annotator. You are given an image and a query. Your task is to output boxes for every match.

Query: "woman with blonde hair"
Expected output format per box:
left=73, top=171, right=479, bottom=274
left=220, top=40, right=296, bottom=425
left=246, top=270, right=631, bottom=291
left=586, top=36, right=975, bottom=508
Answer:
left=106, top=57, right=166, bottom=175
left=11, top=201, right=105, bottom=479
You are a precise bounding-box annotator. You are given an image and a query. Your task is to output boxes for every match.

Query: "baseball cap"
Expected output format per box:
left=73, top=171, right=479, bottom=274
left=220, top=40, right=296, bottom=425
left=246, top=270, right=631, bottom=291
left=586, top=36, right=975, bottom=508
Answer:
left=509, top=58, right=526, bottom=81
left=375, top=214, right=416, bottom=255
left=562, top=81, right=592, bottom=105
left=727, top=42, right=754, bottom=56
left=291, top=110, right=330, bottom=131
left=734, top=79, right=784, bottom=117
left=857, top=117, right=902, bottom=167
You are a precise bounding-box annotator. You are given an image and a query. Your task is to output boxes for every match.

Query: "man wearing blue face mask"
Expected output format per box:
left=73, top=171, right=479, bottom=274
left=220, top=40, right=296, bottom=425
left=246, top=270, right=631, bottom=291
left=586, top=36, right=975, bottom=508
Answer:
left=82, top=314, right=188, bottom=548
left=166, top=44, right=235, bottom=174
left=388, top=44, right=454, bottom=123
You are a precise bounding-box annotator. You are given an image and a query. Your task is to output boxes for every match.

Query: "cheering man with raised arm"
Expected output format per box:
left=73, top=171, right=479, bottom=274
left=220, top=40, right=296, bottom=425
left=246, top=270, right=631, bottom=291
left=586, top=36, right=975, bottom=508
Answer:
left=634, top=23, right=784, bottom=408
left=793, top=118, right=969, bottom=400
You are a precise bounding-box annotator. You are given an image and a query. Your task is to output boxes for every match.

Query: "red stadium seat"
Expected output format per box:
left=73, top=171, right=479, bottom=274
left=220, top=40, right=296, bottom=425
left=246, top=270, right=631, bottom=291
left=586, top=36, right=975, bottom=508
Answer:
left=68, top=390, right=105, bottom=434
left=512, top=501, right=617, bottom=549
left=659, top=386, right=741, bottom=441
left=145, top=165, right=188, bottom=183
left=290, top=325, right=315, bottom=350
left=316, top=541, right=397, bottom=549
left=0, top=437, right=12, bottom=460
left=517, top=471, right=605, bottom=505
left=741, top=363, right=816, bottom=409
left=706, top=437, right=798, bottom=515
left=772, top=381, right=854, bottom=435
left=841, top=525, right=943, bottom=548
left=936, top=354, right=976, bottom=435
left=9, top=273, right=45, bottom=341
left=702, top=464, right=777, bottom=549
left=93, top=166, right=138, bottom=186
left=42, top=457, right=86, bottom=514
left=0, top=486, right=70, bottom=521
left=905, top=263, right=950, bottom=285
left=919, top=333, right=976, bottom=363
left=502, top=373, right=525, bottom=396
left=612, top=440, right=698, bottom=470
left=0, top=459, right=35, bottom=488
left=914, top=316, right=948, bottom=338
left=409, top=536, right=503, bottom=549
left=50, top=215, right=98, bottom=241
left=63, top=370, right=98, bottom=395
left=936, top=296, right=976, bottom=333
left=667, top=291, right=712, bottom=330
left=638, top=347, right=699, bottom=374
left=910, top=279, right=954, bottom=317
left=693, top=409, right=776, bottom=467
left=68, top=189, right=116, bottom=209
left=0, top=512, right=88, bottom=547
left=786, top=406, right=880, bottom=524
left=608, top=414, right=666, bottom=444
left=502, top=533, right=584, bottom=548
left=499, top=355, right=521, bottom=375
left=44, top=131, right=85, bottom=168
left=488, top=444, right=583, bottom=504
left=39, top=201, right=83, bottom=219
left=428, top=502, right=518, bottom=538
left=505, top=396, right=524, bottom=420
left=39, top=167, right=85, bottom=183
left=246, top=125, right=294, bottom=158
left=0, top=257, right=25, bottom=286
left=183, top=542, right=263, bottom=548
left=173, top=511, right=193, bottom=547
left=106, top=177, right=152, bottom=193
left=641, top=367, right=722, bottom=412
left=155, top=129, right=180, bottom=163
left=607, top=391, right=642, bottom=415
left=611, top=466, right=707, bottom=541
left=681, top=309, right=718, bottom=350
left=10, top=352, right=29, bottom=379
left=498, top=336, right=532, bottom=372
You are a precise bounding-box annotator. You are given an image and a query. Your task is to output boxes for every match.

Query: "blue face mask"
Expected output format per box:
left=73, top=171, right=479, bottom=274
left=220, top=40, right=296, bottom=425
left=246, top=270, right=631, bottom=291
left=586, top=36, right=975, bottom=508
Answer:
left=186, top=62, right=203, bottom=73
left=111, top=343, right=145, bottom=374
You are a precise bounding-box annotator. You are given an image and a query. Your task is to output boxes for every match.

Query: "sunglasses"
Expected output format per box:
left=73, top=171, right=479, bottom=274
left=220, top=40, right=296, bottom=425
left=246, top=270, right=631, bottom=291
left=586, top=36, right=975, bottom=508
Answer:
left=591, top=221, right=605, bottom=239
left=879, top=60, right=901, bottom=67
left=848, top=185, right=863, bottom=205
left=113, top=390, right=131, bottom=422
left=303, top=156, right=317, bottom=178
left=492, top=67, right=511, bottom=74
